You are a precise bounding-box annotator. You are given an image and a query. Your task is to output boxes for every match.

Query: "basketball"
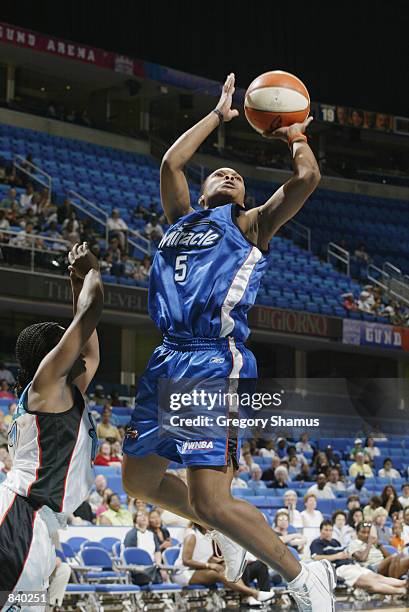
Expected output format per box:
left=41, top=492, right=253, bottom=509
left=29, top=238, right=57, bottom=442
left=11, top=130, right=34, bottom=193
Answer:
left=244, top=70, right=310, bottom=134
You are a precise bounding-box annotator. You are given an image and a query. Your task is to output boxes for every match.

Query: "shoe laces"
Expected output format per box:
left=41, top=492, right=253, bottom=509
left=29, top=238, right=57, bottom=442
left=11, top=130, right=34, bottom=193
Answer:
left=287, top=585, right=313, bottom=612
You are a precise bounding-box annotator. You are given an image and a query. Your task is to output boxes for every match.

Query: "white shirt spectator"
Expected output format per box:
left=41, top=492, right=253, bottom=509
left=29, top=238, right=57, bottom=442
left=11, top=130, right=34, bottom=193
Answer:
left=136, top=529, right=156, bottom=558
left=332, top=524, right=355, bottom=547
left=296, top=440, right=313, bottom=454
left=231, top=476, right=248, bottom=489
left=107, top=216, right=128, bottom=231
left=160, top=509, right=190, bottom=527
left=365, top=445, right=380, bottom=460
left=259, top=448, right=276, bottom=459
left=398, top=494, right=409, bottom=510
left=307, top=484, right=336, bottom=500
left=378, top=467, right=401, bottom=479
left=358, top=291, right=372, bottom=312
left=20, top=191, right=33, bottom=212
left=301, top=509, right=324, bottom=544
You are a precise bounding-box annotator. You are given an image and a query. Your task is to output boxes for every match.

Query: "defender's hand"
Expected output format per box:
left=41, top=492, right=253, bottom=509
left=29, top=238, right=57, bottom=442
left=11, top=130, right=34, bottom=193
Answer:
left=68, top=242, right=99, bottom=279
left=215, top=73, right=239, bottom=122
left=262, top=116, right=313, bottom=142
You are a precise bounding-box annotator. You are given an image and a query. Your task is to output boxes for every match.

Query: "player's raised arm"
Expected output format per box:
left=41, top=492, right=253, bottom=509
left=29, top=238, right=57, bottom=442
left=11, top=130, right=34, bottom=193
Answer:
left=239, top=117, right=320, bottom=251
left=31, top=243, right=103, bottom=396
left=160, top=73, right=239, bottom=224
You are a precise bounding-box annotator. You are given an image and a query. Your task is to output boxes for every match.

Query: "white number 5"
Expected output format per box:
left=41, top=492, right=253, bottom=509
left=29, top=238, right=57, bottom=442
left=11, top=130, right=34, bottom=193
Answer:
left=174, top=254, right=188, bottom=282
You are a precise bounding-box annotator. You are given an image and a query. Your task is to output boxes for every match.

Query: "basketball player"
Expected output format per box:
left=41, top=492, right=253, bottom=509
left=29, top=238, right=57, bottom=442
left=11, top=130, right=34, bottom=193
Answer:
left=123, top=73, right=335, bottom=610
left=0, top=243, right=103, bottom=611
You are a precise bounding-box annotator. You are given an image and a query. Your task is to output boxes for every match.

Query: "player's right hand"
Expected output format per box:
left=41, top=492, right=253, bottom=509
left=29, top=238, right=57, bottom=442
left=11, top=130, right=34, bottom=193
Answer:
left=215, top=73, right=239, bottom=122
left=68, top=242, right=100, bottom=279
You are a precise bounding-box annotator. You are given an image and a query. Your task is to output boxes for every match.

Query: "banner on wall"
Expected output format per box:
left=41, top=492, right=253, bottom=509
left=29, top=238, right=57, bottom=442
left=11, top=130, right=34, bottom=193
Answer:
left=343, top=319, right=409, bottom=351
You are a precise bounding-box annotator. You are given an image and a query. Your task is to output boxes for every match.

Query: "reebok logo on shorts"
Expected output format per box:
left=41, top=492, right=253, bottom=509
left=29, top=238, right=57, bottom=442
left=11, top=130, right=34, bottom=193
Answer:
left=209, top=357, right=225, bottom=363
left=181, top=440, right=214, bottom=453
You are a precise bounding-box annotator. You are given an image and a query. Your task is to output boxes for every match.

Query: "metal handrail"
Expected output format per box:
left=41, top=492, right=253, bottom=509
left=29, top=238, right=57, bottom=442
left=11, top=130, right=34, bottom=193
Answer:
left=68, top=189, right=109, bottom=245
left=367, top=263, right=409, bottom=307
left=13, top=154, right=52, bottom=201
left=0, top=228, right=69, bottom=272
left=327, top=242, right=350, bottom=276
left=285, top=219, right=311, bottom=251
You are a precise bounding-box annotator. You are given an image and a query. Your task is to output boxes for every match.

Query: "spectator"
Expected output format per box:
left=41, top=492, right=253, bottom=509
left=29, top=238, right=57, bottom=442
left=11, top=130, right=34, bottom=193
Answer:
left=347, top=508, right=364, bottom=530
left=144, top=214, right=164, bottom=241
left=354, top=244, right=370, bottom=264
left=4, top=402, right=16, bottom=427
left=347, top=495, right=361, bottom=512
left=294, top=463, right=311, bottom=482
left=301, top=493, right=324, bottom=545
left=19, top=183, right=35, bottom=213
left=295, top=432, right=313, bottom=454
left=282, top=490, right=303, bottom=528
left=111, top=440, right=123, bottom=462
left=240, top=449, right=258, bottom=473
left=364, top=437, right=381, bottom=460
left=242, top=551, right=271, bottom=595
left=149, top=509, right=172, bottom=555
left=88, top=475, right=108, bottom=512
left=57, top=198, right=73, bottom=225
left=231, top=469, right=248, bottom=489
left=72, top=500, right=95, bottom=524
left=124, top=510, right=158, bottom=559
left=99, top=493, right=133, bottom=526
left=273, top=509, right=307, bottom=552
left=363, top=496, right=383, bottom=522
left=398, top=483, right=409, bottom=510
left=402, top=507, right=409, bottom=544
left=0, top=412, right=8, bottom=445
left=288, top=455, right=303, bottom=480
left=327, top=467, right=346, bottom=494
left=134, top=255, right=152, bottom=281
left=107, top=209, right=128, bottom=251
left=269, top=466, right=289, bottom=489
left=275, top=438, right=288, bottom=459
left=380, top=485, right=403, bottom=517
left=121, top=253, right=137, bottom=277
left=331, top=510, right=355, bottom=546
left=94, top=488, right=113, bottom=517
left=172, top=523, right=273, bottom=604
left=0, top=187, right=18, bottom=209
left=346, top=475, right=371, bottom=500
left=91, top=384, right=106, bottom=405
left=0, top=381, right=14, bottom=400
left=348, top=521, right=409, bottom=579
left=1, top=454, right=12, bottom=476
left=349, top=438, right=368, bottom=460
left=108, top=236, right=122, bottom=265
left=47, top=549, right=72, bottom=608
left=6, top=201, right=21, bottom=225
left=349, top=452, right=374, bottom=478
left=100, top=252, right=113, bottom=275
left=94, top=441, right=121, bottom=466
left=312, top=451, right=329, bottom=475
left=0, top=358, right=12, bottom=384
left=358, top=291, right=372, bottom=312
left=372, top=507, right=392, bottom=546
left=96, top=406, right=121, bottom=442
left=307, top=473, right=335, bottom=500
left=378, top=458, right=401, bottom=480
left=247, top=465, right=267, bottom=492
left=342, top=292, right=358, bottom=311
left=312, top=520, right=406, bottom=596
left=390, top=521, right=405, bottom=553
left=0, top=446, right=9, bottom=469
left=258, top=439, right=276, bottom=458
left=0, top=210, right=10, bottom=231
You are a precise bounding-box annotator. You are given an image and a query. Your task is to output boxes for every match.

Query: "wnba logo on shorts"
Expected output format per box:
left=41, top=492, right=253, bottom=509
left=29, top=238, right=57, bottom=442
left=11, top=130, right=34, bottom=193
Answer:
left=125, top=426, right=139, bottom=439
left=181, top=440, right=214, bottom=453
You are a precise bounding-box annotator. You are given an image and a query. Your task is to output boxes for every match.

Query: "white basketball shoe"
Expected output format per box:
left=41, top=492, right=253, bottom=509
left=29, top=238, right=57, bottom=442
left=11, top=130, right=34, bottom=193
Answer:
left=287, top=560, right=336, bottom=611
left=209, top=530, right=247, bottom=582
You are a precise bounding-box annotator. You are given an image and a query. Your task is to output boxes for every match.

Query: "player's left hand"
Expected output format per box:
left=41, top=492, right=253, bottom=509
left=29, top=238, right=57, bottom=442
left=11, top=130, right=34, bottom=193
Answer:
left=215, top=73, right=239, bottom=122
left=68, top=242, right=100, bottom=279
left=262, top=116, right=313, bottom=142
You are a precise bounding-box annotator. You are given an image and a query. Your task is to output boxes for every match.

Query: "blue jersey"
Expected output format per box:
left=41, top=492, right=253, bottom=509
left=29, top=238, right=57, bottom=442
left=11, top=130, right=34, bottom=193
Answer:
left=148, top=204, right=268, bottom=341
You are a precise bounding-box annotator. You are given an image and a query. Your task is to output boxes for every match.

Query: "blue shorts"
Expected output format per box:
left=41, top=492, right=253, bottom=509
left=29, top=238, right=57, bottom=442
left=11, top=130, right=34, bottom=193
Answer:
left=123, top=336, right=257, bottom=467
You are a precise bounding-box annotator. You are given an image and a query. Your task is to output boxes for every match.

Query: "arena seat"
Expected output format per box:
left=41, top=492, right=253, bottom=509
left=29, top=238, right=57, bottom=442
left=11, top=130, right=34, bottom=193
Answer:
left=80, top=547, right=126, bottom=582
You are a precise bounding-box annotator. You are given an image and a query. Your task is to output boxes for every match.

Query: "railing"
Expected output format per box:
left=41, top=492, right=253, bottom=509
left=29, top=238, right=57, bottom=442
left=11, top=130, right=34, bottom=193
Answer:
left=368, top=263, right=409, bottom=306
left=327, top=242, right=350, bottom=276
left=68, top=190, right=151, bottom=257
left=282, top=219, right=311, bottom=251
left=0, top=228, right=69, bottom=274
left=13, top=154, right=52, bottom=201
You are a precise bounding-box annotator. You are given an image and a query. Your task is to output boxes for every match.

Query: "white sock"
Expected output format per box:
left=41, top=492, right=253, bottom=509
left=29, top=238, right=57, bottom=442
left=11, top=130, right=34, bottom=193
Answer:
left=287, top=564, right=308, bottom=589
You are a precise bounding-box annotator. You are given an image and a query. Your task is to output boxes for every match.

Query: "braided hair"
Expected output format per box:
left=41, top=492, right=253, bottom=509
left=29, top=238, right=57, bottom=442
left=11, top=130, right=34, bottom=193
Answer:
left=15, top=322, right=65, bottom=396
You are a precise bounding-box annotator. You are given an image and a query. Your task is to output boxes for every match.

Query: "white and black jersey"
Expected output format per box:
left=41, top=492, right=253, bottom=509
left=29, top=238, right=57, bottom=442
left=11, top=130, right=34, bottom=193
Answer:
left=5, top=382, right=97, bottom=513
left=0, top=382, right=97, bottom=603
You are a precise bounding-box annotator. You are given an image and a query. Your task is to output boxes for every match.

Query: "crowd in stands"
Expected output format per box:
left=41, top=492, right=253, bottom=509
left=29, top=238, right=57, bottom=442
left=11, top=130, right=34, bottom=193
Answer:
left=341, top=282, right=409, bottom=325
left=0, top=160, right=167, bottom=281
